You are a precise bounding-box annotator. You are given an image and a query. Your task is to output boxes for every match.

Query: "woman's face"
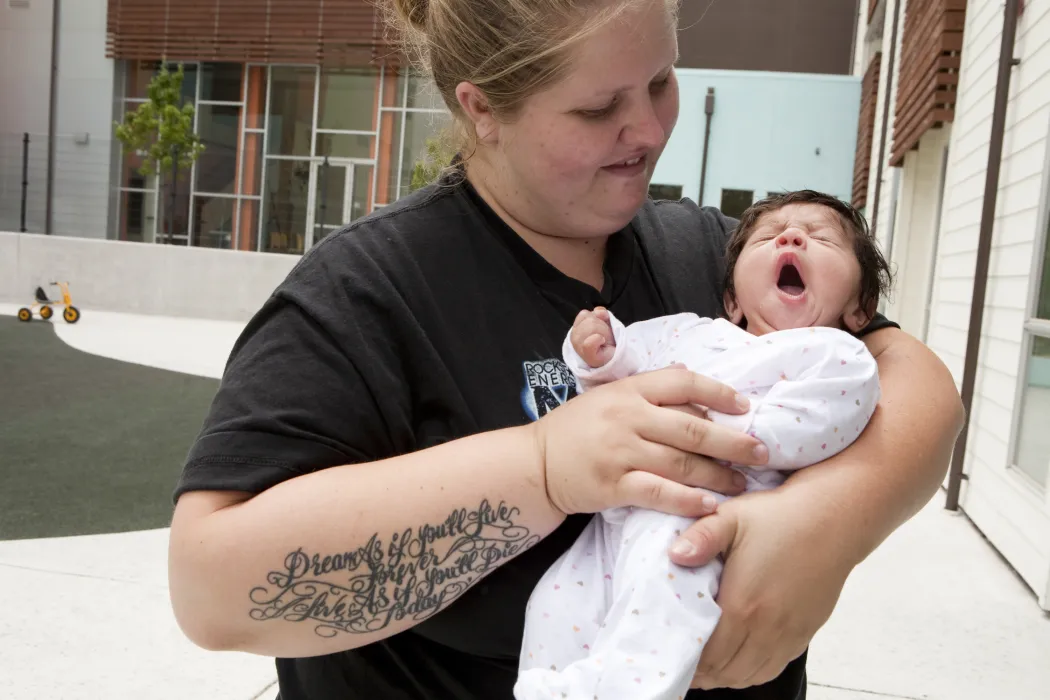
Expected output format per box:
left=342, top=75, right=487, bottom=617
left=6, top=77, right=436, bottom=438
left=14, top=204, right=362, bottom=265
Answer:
left=473, top=0, right=680, bottom=239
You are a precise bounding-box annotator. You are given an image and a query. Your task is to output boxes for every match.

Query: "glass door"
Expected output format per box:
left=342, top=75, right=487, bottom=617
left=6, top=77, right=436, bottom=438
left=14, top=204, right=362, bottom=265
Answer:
left=305, top=158, right=375, bottom=248
left=309, top=158, right=350, bottom=246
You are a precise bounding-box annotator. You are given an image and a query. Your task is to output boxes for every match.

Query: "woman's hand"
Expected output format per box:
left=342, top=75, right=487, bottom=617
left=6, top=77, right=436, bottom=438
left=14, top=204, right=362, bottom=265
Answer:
left=673, top=486, right=854, bottom=690
left=533, top=366, right=770, bottom=517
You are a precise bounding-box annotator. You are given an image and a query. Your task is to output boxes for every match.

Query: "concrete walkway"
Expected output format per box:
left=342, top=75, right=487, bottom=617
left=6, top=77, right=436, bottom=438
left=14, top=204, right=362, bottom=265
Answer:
left=0, top=303, right=1047, bottom=699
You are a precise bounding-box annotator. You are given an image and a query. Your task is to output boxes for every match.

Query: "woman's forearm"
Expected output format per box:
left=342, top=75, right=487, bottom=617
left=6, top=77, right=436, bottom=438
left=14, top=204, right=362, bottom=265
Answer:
left=780, top=327, right=965, bottom=566
left=168, top=423, right=563, bottom=658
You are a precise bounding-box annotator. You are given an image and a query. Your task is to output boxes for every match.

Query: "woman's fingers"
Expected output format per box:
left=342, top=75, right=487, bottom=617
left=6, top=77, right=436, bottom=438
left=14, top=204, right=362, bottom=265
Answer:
left=616, top=469, right=721, bottom=517
left=633, top=438, right=747, bottom=496
left=640, top=403, right=768, bottom=470
left=633, top=365, right=751, bottom=416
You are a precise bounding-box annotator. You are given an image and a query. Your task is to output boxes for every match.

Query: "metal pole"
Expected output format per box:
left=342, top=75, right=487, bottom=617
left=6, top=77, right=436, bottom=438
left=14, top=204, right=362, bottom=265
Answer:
left=945, top=0, right=1021, bottom=511
left=21, top=133, right=29, bottom=232
left=169, top=152, right=178, bottom=245
left=698, top=87, right=715, bottom=207
left=45, top=0, right=60, bottom=235
left=319, top=156, right=329, bottom=235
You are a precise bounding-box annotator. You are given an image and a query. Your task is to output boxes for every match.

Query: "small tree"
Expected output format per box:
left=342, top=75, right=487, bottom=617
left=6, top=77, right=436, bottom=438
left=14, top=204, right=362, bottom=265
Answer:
left=409, top=135, right=456, bottom=192
left=115, top=63, right=205, bottom=243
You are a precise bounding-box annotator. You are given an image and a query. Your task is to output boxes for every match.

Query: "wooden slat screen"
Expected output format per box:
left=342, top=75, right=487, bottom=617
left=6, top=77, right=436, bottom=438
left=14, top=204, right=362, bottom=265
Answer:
left=852, top=53, right=881, bottom=209
left=889, top=0, right=966, bottom=166
left=107, top=0, right=401, bottom=67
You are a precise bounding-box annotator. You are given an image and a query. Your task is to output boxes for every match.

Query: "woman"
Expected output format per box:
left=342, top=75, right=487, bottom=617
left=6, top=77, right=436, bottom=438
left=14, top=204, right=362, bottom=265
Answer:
left=168, top=0, right=964, bottom=698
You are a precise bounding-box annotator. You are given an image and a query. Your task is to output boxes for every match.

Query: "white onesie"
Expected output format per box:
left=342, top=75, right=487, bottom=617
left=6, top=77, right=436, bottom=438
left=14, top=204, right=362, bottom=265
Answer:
left=514, top=311, right=880, bottom=700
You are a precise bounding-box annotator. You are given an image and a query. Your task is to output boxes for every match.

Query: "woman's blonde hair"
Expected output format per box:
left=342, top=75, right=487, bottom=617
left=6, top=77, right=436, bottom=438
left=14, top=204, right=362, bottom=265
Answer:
left=385, top=0, right=680, bottom=162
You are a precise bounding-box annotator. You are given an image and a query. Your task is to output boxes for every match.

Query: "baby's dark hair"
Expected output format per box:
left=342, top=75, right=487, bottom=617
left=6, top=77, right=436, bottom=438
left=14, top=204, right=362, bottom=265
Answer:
left=723, top=190, right=893, bottom=324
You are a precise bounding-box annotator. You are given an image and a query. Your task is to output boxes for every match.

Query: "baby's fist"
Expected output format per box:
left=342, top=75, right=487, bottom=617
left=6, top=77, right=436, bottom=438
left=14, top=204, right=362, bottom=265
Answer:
left=571, top=307, right=616, bottom=368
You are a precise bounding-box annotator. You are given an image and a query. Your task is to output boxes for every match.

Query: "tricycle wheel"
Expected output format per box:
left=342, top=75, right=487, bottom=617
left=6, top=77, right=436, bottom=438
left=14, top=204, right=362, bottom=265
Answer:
left=17, top=308, right=32, bottom=322
left=39, top=305, right=53, bottom=320
left=63, top=306, right=81, bottom=324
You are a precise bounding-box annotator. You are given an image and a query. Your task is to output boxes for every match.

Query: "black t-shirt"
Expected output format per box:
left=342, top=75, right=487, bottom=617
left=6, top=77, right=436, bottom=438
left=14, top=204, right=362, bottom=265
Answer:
left=176, top=173, right=897, bottom=700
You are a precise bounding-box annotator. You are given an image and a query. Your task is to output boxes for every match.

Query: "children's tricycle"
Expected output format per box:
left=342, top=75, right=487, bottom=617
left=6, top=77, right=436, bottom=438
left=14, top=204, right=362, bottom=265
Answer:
left=18, top=282, right=81, bottom=324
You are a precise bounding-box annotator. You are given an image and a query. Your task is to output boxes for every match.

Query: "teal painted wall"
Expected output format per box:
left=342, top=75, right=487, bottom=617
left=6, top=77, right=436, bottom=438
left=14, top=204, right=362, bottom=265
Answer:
left=652, top=69, right=862, bottom=211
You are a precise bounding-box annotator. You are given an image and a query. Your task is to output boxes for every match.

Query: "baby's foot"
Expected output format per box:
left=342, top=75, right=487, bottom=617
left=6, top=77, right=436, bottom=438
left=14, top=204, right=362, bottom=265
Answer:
left=571, top=307, right=616, bottom=368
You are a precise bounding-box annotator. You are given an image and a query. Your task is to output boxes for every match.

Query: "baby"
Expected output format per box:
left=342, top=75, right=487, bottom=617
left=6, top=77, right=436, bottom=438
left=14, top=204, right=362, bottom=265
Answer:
left=514, top=190, right=893, bottom=700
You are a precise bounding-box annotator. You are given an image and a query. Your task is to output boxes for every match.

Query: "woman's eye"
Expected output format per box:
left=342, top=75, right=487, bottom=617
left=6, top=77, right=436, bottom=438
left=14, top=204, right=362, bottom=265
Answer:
left=579, top=102, right=616, bottom=119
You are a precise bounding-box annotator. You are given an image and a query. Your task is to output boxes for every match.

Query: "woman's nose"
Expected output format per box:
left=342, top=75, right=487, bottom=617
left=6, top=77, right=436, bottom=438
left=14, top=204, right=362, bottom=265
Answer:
left=776, top=230, right=807, bottom=249
left=623, top=100, right=666, bottom=149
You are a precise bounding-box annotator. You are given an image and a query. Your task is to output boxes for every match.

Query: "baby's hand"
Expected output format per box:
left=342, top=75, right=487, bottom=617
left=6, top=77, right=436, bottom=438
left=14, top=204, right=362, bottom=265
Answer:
left=571, top=307, right=616, bottom=368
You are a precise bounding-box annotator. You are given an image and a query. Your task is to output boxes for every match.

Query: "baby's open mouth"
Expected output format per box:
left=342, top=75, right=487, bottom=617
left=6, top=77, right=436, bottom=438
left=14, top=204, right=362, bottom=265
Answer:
left=777, top=263, right=806, bottom=297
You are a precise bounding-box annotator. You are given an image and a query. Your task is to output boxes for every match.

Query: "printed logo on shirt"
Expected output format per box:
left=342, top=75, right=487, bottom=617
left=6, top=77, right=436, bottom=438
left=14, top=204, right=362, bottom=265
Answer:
left=520, top=358, right=578, bottom=421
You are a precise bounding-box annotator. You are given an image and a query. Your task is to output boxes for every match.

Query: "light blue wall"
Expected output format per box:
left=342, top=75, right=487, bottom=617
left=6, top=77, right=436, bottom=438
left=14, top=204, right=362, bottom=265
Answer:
left=652, top=69, right=862, bottom=209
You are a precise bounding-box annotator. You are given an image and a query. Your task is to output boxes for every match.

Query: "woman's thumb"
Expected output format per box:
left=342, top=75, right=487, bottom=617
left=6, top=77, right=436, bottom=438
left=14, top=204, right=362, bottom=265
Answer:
left=668, top=512, right=736, bottom=567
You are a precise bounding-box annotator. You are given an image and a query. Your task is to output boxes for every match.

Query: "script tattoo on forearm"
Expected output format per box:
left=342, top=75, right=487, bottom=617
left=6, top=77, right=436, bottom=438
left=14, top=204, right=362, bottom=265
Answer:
left=248, top=499, right=539, bottom=638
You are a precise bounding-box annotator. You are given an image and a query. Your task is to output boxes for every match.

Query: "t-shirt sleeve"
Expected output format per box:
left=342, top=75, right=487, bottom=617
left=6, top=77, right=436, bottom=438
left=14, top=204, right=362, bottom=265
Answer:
left=173, top=236, right=414, bottom=502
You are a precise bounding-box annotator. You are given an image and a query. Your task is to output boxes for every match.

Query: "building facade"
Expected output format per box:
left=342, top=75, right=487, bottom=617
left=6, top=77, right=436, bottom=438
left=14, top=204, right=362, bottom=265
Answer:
left=1, top=0, right=866, bottom=249
left=853, top=0, right=1050, bottom=610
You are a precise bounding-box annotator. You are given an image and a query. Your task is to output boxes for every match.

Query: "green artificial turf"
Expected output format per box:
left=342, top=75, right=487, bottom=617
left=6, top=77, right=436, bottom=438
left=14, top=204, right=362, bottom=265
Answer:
left=0, top=316, right=220, bottom=540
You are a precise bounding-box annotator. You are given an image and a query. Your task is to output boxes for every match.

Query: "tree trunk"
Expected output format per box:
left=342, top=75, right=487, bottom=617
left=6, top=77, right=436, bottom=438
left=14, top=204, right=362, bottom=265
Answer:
left=168, top=150, right=178, bottom=245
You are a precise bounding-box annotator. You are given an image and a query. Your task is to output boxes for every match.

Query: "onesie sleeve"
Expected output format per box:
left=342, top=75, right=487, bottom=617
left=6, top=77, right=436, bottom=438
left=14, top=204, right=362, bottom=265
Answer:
left=705, top=327, right=881, bottom=470
left=561, top=311, right=704, bottom=393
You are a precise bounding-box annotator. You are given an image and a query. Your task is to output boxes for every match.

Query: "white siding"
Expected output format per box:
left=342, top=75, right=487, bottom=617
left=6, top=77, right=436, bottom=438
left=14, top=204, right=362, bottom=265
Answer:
left=924, top=0, right=1050, bottom=602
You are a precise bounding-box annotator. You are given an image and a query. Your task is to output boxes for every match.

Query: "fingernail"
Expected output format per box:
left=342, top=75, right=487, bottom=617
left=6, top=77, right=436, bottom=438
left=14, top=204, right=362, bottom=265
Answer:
left=702, top=494, right=718, bottom=511
left=671, top=540, right=697, bottom=557
left=753, top=443, right=769, bottom=463
left=735, top=394, right=750, bottom=411
left=733, top=473, right=748, bottom=489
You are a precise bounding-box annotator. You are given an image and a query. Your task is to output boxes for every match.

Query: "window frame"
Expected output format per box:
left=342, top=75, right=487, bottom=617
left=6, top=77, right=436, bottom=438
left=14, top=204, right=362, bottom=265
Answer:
left=1008, top=130, right=1050, bottom=494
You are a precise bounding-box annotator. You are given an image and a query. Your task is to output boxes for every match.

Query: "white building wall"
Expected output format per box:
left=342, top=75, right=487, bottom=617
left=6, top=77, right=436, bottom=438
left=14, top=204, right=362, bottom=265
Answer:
left=0, top=0, right=114, bottom=238
left=923, top=0, right=1050, bottom=599
left=883, top=125, right=952, bottom=339
left=51, top=0, right=114, bottom=239
left=0, top=0, right=54, bottom=232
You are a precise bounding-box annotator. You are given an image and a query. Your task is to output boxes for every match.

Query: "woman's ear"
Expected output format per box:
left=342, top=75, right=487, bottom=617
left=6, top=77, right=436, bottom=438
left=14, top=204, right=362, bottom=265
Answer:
left=723, top=291, right=745, bottom=325
left=455, top=81, right=500, bottom=146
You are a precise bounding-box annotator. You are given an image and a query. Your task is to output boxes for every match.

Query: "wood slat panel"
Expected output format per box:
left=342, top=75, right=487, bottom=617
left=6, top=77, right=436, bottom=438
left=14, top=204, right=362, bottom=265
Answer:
left=107, top=0, right=401, bottom=67
left=889, top=0, right=966, bottom=165
left=852, top=53, right=881, bottom=209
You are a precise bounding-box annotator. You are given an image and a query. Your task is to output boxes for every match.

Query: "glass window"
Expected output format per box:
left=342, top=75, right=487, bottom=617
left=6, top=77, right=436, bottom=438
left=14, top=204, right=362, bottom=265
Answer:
left=156, top=168, right=193, bottom=241
left=127, top=61, right=197, bottom=104
left=317, top=68, right=377, bottom=132
left=376, top=111, right=403, bottom=205
left=313, top=162, right=348, bottom=242
left=195, top=105, right=241, bottom=195
left=721, top=189, right=754, bottom=220
left=119, top=189, right=156, bottom=243
left=399, top=72, right=445, bottom=110
left=1014, top=336, right=1050, bottom=490
left=352, top=164, right=374, bottom=222
left=267, top=66, right=317, bottom=156
left=236, top=198, right=260, bottom=252
left=200, top=63, right=243, bottom=102
left=262, top=159, right=310, bottom=254
left=244, top=66, right=267, bottom=130
left=399, top=111, right=452, bottom=195
left=649, top=184, right=683, bottom=200
left=125, top=60, right=160, bottom=100
left=192, top=195, right=235, bottom=249
left=240, top=132, right=264, bottom=197
left=316, top=133, right=373, bottom=160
